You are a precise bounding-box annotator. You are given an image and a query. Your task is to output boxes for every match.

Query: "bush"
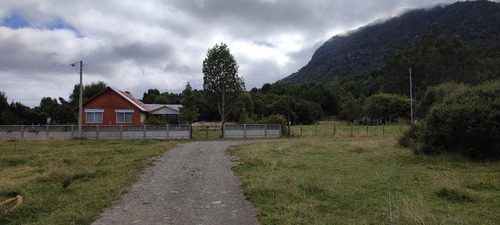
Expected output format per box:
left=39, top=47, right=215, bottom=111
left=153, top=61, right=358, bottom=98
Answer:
left=259, top=114, right=287, bottom=134
left=421, top=80, right=500, bottom=160
left=143, top=116, right=169, bottom=125
left=398, top=123, right=424, bottom=154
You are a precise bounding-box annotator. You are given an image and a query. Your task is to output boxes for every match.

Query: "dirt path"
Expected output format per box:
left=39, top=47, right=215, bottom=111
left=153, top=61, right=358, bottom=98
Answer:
left=93, top=141, right=264, bottom=225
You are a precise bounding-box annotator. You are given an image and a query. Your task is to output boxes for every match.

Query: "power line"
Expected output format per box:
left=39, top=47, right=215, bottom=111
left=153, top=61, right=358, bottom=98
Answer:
left=0, top=63, right=75, bottom=70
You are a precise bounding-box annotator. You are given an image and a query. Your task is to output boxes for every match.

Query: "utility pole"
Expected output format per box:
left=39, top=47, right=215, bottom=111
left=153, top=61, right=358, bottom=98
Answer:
left=78, top=61, right=83, bottom=137
left=409, top=67, right=413, bottom=123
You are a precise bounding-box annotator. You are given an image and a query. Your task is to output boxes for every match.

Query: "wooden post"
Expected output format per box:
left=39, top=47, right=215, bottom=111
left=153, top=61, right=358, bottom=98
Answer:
left=206, top=126, right=209, bottom=139
left=300, top=123, right=303, bottom=136
left=264, top=124, right=268, bottom=137
left=315, top=123, right=318, bottom=136
left=166, top=125, right=169, bottom=140
left=350, top=123, right=353, bottom=137
left=78, top=61, right=83, bottom=138
left=334, top=123, right=336, bottom=136
left=143, top=125, right=146, bottom=139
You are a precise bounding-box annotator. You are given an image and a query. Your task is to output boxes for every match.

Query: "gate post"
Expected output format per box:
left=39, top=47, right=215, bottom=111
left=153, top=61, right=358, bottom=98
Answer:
left=96, top=126, right=100, bottom=139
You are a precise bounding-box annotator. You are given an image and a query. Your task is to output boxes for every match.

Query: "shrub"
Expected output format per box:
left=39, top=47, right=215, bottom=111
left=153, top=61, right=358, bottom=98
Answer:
left=421, top=80, right=500, bottom=160
left=398, top=123, right=424, bottom=154
left=259, top=114, right=287, bottom=134
left=143, top=116, right=168, bottom=125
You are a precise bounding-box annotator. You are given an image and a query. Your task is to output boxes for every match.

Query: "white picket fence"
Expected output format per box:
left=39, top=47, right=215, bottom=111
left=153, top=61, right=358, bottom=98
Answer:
left=0, top=125, right=191, bottom=140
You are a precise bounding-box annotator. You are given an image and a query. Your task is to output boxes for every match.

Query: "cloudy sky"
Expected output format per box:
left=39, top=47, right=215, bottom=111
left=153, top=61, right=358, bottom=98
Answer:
left=1, top=0, right=460, bottom=107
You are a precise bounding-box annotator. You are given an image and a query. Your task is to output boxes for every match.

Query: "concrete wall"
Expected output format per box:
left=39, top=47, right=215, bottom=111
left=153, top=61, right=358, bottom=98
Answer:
left=223, top=124, right=281, bottom=138
left=0, top=125, right=190, bottom=140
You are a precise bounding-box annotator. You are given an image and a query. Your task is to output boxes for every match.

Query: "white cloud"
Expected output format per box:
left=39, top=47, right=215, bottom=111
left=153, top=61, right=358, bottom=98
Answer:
left=0, top=0, right=460, bottom=107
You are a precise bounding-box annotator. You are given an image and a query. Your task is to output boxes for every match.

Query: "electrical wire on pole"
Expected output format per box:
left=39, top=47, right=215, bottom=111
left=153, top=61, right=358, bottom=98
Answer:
left=71, top=61, right=83, bottom=137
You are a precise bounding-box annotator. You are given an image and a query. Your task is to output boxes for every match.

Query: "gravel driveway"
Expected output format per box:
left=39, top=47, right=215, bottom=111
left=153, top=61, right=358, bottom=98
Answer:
left=93, top=141, right=264, bottom=225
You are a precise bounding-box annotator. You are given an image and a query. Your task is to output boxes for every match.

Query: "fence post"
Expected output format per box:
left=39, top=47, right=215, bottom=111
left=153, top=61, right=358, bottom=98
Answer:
left=96, top=126, right=99, bottom=139
left=244, top=124, right=247, bottom=138
left=166, top=125, right=170, bottom=140
left=383, top=124, right=385, bottom=137
left=46, top=125, right=49, bottom=137
left=143, top=125, right=146, bottom=139
left=71, top=125, right=74, bottom=138
left=315, top=123, right=318, bottom=136
left=206, top=126, right=209, bottom=139
left=120, top=125, right=123, bottom=139
left=350, top=123, right=353, bottom=137
left=21, top=125, right=24, bottom=140
left=366, top=123, right=369, bottom=136
left=334, top=123, right=336, bottom=136
left=264, top=124, right=268, bottom=137
left=300, top=123, right=303, bottom=136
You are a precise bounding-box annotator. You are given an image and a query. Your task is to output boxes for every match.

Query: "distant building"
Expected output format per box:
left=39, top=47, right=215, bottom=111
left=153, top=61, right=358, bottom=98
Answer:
left=80, top=87, right=181, bottom=125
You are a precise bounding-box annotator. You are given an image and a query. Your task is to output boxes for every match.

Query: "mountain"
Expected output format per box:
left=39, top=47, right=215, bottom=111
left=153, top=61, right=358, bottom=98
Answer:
left=280, top=0, right=500, bottom=85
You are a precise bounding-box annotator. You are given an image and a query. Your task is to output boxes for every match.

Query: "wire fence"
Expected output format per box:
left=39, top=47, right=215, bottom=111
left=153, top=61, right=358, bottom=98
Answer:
left=290, top=123, right=407, bottom=138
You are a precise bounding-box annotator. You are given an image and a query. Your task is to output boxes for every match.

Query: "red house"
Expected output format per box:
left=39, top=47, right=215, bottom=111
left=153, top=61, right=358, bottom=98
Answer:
left=81, top=87, right=151, bottom=125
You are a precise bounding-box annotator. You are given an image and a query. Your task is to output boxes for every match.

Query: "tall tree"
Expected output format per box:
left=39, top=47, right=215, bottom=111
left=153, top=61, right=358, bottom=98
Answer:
left=68, top=81, right=107, bottom=107
left=202, top=42, right=245, bottom=126
left=0, top=91, right=10, bottom=125
left=179, top=82, right=199, bottom=124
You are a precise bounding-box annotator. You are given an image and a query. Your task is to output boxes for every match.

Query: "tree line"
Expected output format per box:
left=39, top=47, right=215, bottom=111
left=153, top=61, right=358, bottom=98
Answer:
left=1, top=26, right=499, bottom=129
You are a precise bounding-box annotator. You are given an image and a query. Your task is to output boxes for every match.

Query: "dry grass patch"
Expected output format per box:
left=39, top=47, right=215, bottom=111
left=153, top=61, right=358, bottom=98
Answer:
left=231, top=138, right=500, bottom=224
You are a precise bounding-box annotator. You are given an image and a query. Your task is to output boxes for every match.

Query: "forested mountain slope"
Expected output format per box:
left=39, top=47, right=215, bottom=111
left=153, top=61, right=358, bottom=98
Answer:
left=280, top=1, right=500, bottom=84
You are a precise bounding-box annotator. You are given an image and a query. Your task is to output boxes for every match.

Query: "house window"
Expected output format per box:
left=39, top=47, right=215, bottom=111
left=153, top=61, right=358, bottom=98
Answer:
left=116, top=109, right=134, bottom=123
left=85, top=109, right=104, bottom=123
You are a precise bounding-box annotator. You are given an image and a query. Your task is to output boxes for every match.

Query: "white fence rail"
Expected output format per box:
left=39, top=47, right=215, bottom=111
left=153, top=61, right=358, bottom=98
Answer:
left=223, top=124, right=281, bottom=138
left=0, top=125, right=191, bottom=140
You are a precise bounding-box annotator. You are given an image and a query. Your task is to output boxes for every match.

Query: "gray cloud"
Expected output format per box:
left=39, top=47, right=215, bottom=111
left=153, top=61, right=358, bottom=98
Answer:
left=0, top=0, right=461, bottom=107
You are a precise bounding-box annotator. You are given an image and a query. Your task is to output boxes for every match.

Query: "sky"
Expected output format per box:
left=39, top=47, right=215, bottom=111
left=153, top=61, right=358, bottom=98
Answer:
left=0, top=0, right=461, bottom=107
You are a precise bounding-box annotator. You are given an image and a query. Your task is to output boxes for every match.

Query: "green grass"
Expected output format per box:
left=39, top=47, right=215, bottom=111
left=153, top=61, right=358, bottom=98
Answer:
left=230, top=138, right=500, bottom=224
left=290, top=124, right=406, bottom=138
left=0, top=139, right=179, bottom=225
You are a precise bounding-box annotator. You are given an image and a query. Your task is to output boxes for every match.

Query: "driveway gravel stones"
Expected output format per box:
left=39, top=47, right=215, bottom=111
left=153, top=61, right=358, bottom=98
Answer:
left=93, top=141, right=264, bottom=225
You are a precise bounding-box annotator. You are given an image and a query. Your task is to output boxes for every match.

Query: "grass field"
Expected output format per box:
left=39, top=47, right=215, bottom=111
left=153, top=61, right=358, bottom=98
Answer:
left=230, top=138, right=500, bottom=224
left=290, top=124, right=406, bottom=138
left=0, top=139, right=179, bottom=225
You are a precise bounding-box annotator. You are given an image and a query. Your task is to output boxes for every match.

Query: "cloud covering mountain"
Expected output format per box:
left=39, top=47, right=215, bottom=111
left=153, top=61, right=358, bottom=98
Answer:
left=0, top=0, right=459, bottom=106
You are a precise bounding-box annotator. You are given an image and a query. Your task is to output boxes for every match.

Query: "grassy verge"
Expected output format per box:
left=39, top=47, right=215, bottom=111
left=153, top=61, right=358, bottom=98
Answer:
left=0, top=139, right=179, bottom=225
left=230, top=138, right=500, bottom=224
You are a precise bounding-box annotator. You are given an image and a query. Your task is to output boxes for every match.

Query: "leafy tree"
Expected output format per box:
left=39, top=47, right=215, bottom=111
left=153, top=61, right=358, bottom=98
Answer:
left=69, top=81, right=107, bottom=107
left=0, top=91, right=9, bottom=125
left=338, top=92, right=362, bottom=123
left=142, top=89, right=161, bottom=103
left=179, top=83, right=199, bottom=124
left=294, top=99, right=323, bottom=125
left=364, top=93, right=410, bottom=123
left=202, top=42, right=245, bottom=125
left=417, top=82, right=470, bottom=117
